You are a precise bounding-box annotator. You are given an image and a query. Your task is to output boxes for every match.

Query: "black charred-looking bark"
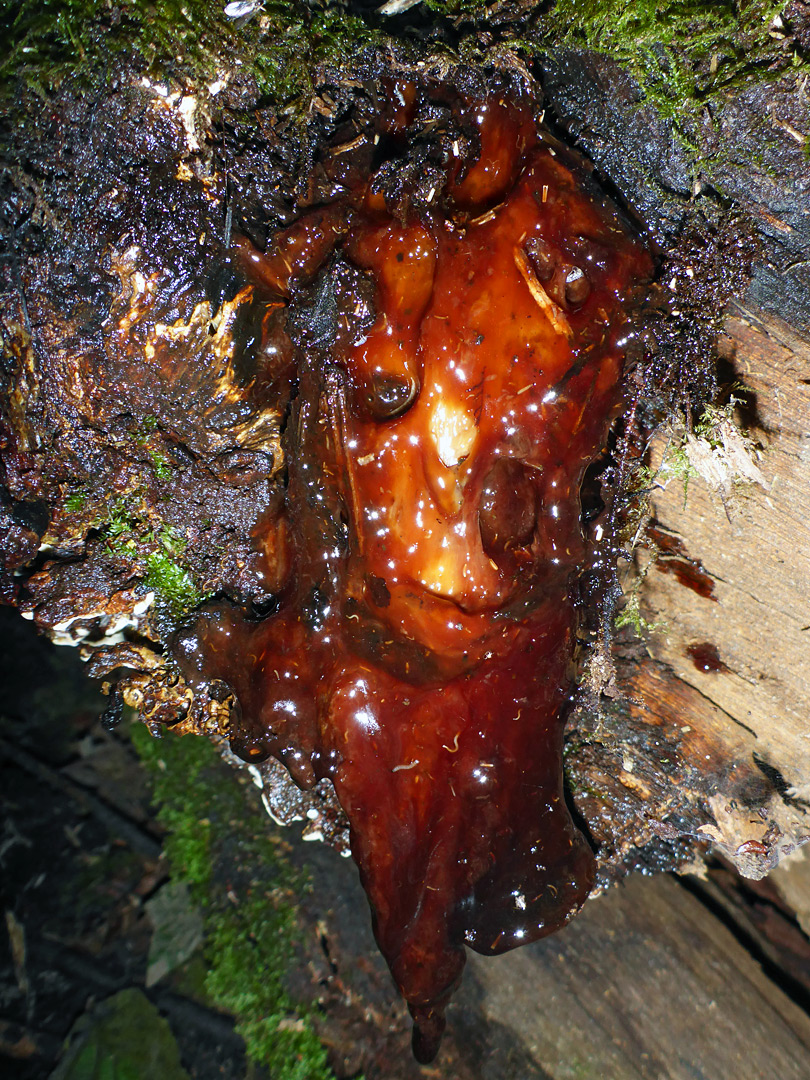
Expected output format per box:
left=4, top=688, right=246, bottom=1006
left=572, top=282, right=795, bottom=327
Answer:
left=2, top=4, right=810, bottom=1067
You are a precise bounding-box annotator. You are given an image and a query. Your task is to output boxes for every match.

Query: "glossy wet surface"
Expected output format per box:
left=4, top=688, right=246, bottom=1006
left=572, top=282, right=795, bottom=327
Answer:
left=175, top=84, right=653, bottom=1060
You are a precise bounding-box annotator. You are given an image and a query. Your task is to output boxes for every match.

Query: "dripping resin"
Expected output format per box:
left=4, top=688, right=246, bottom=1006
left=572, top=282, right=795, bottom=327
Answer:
left=175, top=80, right=654, bottom=1061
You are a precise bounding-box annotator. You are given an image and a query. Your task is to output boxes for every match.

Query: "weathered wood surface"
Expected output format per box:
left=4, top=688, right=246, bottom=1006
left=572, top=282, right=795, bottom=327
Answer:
left=560, top=307, right=810, bottom=886
left=461, top=873, right=810, bottom=1080
left=296, top=823, right=810, bottom=1080
left=3, top=609, right=810, bottom=1080
left=646, top=312, right=810, bottom=769
left=640, top=310, right=810, bottom=868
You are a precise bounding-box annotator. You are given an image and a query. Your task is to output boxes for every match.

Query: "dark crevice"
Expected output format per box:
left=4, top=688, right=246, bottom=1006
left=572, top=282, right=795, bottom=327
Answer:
left=753, top=751, right=810, bottom=812
left=677, top=871, right=810, bottom=1016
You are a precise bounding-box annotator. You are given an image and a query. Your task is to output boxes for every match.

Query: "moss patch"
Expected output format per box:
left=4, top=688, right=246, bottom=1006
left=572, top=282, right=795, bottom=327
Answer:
left=144, top=549, right=204, bottom=617
left=539, top=1, right=807, bottom=144
left=5, top=0, right=804, bottom=129
left=2, top=0, right=230, bottom=95
left=130, top=722, right=340, bottom=1080
left=251, top=3, right=377, bottom=105
left=51, top=987, right=191, bottom=1080
left=1, top=0, right=383, bottom=104
left=100, top=496, right=208, bottom=617
left=64, top=489, right=89, bottom=513
left=423, top=0, right=488, bottom=15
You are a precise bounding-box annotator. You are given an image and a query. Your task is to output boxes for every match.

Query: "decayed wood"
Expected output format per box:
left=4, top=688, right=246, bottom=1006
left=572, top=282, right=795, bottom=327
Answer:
left=290, top=825, right=810, bottom=1080
left=633, top=310, right=810, bottom=874
left=459, top=872, right=810, bottom=1080
left=647, top=313, right=810, bottom=754
left=773, top=844, right=810, bottom=939
left=557, top=308, right=810, bottom=889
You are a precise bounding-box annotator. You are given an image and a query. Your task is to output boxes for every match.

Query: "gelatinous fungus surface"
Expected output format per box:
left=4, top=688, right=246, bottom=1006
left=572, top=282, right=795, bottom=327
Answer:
left=175, top=84, right=653, bottom=1061
left=647, top=522, right=718, bottom=601
left=687, top=641, right=729, bottom=674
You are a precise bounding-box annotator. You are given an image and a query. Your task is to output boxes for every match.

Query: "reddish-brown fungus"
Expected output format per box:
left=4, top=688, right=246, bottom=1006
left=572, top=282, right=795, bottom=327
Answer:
left=176, top=84, right=654, bottom=1061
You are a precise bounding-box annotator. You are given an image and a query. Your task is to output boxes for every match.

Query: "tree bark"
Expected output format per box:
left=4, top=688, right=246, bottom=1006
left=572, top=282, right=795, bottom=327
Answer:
left=2, top=1, right=809, bottom=882
left=562, top=310, right=810, bottom=887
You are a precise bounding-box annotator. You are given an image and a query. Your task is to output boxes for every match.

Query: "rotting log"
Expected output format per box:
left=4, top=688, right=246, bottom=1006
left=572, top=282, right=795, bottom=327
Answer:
left=644, top=312, right=810, bottom=866
left=2, top=0, right=810, bottom=1067
left=647, top=310, right=810, bottom=803
left=564, top=307, right=810, bottom=888
left=264, top=808, right=810, bottom=1079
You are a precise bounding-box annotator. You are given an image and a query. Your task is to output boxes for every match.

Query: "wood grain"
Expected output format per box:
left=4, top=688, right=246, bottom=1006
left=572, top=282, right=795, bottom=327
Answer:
left=459, top=873, right=810, bottom=1080
left=628, top=309, right=810, bottom=875
left=298, top=830, right=810, bottom=1079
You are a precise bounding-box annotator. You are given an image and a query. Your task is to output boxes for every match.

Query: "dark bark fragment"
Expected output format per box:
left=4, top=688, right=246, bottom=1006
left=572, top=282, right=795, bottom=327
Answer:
left=2, top=16, right=810, bottom=1061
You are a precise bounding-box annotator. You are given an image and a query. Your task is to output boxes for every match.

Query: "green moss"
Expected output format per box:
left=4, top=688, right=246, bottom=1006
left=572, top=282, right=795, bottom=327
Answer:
left=539, top=0, right=806, bottom=147
left=64, top=489, right=89, bottom=512
left=654, top=439, right=698, bottom=505
left=1, top=0, right=382, bottom=105
left=5, top=0, right=805, bottom=123
left=166, top=952, right=211, bottom=1002
left=693, top=399, right=738, bottom=440
left=104, top=496, right=141, bottom=545
left=1, top=0, right=234, bottom=95
left=130, top=723, right=340, bottom=1079
left=145, top=535, right=204, bottom=616
left=138, top=414, right=160, bottom=435
left=614, top=590, right=660, bottom=636
left=99, top=497, right=208, bottom=616
left=149, top=450, right=174, bottom=483
left=423, top=0, right=488, bottom=15
left=132, top=723, right=215, bottom=892
left=126, top=416, right=175, bottom=484
left=221, top=2, right=379, bottom=106
left=144, top=550, right=204, bottom=617
left=205, top=895, right=333, bottom=1080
